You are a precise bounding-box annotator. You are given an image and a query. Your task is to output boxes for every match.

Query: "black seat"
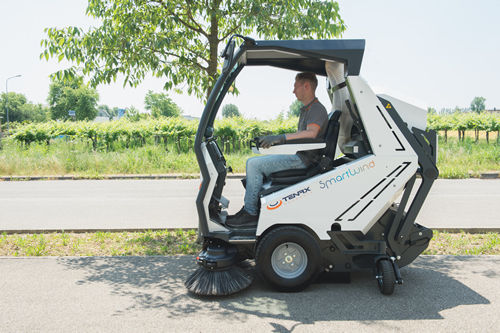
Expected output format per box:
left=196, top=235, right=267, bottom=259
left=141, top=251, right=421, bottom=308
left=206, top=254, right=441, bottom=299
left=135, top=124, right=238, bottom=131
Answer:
left=267, top=110, right=342, bottom=185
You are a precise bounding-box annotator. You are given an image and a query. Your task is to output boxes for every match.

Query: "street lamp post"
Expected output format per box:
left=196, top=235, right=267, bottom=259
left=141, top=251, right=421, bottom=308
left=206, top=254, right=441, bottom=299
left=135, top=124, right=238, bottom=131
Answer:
left=5, top=75, right=22, bottom=134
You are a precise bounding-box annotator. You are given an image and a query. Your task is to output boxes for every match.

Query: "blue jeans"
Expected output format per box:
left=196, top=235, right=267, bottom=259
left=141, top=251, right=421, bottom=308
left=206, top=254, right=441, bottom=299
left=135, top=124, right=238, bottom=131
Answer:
left=244, top=154, right=308, bottom=215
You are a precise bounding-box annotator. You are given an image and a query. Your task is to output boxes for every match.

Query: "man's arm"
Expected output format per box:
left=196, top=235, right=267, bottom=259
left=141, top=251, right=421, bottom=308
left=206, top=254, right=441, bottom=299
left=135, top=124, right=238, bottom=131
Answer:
left=285, top=124, right=321, bottom=140
left=258, top=124, right=321, bottom=148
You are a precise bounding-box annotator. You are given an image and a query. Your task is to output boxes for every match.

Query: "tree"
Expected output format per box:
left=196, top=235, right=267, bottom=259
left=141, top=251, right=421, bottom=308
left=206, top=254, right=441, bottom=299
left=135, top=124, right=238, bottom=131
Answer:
left=144, top=90, right=182, bottom=118
left=287, top=99, right=304, bottom=118
left=41, top=0, right=346, bottom=101
left=125, top=105, right=149, bottom=121
left=47, top=80, right=100, bottom=121
left=0, top=92, right=49, bottom=124
left=470, top=97, right=486, bottom=113
left=222, top=104, right=240, bottom=118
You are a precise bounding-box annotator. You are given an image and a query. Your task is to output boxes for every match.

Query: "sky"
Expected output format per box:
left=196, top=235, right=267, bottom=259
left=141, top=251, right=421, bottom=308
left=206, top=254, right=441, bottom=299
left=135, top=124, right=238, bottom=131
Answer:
left=1, top=0, right=499, bottom=120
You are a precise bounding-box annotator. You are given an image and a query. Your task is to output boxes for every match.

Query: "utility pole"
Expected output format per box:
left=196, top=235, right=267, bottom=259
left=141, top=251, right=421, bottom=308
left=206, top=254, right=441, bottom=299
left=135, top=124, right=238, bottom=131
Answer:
left=5, top=75, right=22, bottom=134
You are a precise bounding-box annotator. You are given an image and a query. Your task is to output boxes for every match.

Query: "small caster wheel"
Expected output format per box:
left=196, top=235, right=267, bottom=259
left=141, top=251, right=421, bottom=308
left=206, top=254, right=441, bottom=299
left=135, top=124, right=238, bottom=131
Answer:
left=375, top=260, right=396, bottom=295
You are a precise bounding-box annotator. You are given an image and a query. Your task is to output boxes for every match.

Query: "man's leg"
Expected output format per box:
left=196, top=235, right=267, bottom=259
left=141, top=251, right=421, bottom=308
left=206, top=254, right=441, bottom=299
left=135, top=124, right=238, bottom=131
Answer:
left=226, top=154, right=307, bottom=227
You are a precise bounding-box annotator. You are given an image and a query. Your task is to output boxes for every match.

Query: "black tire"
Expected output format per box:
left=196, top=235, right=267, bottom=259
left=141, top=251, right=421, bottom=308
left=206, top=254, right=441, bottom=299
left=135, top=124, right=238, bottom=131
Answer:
left=376, top=260, right=396, bottom=295
left=256, top=226, right=322, bottom=292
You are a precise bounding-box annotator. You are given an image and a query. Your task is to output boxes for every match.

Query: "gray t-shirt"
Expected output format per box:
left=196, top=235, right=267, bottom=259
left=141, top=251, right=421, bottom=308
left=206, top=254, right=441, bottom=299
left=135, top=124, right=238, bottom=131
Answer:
left=296, top=98, right=328, bottom=165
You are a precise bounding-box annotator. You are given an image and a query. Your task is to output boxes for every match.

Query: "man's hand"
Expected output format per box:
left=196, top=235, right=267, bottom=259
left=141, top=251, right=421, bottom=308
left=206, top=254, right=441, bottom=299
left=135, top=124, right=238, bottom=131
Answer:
left=258, top=134, right=286, bottom=149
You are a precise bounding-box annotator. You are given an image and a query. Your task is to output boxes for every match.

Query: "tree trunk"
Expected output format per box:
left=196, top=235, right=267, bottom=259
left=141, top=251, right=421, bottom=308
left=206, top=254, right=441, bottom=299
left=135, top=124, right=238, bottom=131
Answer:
left=486, top=131, right=489, bottom=144
left=444, top=129, right=447, bottom=143
left=206, top=2, right=220, bottom=101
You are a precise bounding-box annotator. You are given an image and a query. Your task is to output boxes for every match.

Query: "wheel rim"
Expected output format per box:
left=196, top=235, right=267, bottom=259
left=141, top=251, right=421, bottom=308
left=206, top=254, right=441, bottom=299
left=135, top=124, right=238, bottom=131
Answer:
left=376, top=265, right=384, bottom=288
left=271, top=242, right=307, bottom=279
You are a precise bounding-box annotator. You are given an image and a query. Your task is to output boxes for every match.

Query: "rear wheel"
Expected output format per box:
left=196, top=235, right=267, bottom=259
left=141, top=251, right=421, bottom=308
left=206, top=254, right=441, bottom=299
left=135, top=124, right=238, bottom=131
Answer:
left=256, top=226, right=322, bottom=292
left=376, top=260, right=396, bottom=295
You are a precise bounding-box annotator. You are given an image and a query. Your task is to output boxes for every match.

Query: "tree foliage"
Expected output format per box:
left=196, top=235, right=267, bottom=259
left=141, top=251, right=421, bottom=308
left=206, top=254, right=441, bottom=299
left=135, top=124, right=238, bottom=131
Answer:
left=470, top=97, right=486, bottom=113
left=0, top=92, right=49, bottom=124
left=144, top=90, right=182, bottom=118
left=40, top=0, right=346, bottom=101
left=222, top=103, right=240, bottom=118
left=47, top=80, right=100, bottom=121
left=287, top=99, right=303, bottom=118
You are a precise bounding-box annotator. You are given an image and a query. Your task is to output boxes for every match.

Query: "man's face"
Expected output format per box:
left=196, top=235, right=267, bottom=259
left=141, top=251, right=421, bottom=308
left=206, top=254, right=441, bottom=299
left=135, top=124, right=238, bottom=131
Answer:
left=293, top=79, right=306, bottom=102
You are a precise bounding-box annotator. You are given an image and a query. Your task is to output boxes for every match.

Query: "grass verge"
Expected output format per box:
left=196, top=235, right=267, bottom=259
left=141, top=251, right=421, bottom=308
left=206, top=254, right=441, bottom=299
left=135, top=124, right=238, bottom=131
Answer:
left=0, top=229, right=201, bottom=257
left=1, top=136, right=499, bottom=178
left=0, top=230, right=498, bottom=257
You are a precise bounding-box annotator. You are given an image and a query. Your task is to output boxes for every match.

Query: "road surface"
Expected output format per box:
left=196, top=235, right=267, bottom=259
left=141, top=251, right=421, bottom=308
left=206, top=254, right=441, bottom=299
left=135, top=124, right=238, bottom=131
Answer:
left=0, top=179, right=499, bottom=233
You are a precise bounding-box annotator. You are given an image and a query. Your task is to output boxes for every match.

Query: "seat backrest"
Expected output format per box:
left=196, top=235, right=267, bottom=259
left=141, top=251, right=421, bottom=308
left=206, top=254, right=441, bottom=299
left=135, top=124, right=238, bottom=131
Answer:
left=319, top=110, right=342, bottom=160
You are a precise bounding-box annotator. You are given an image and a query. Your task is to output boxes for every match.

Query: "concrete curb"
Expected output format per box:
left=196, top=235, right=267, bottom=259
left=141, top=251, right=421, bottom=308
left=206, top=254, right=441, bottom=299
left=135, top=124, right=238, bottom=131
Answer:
left=1, top=227, right=499, bottom=235
left=0, top=174, right=247, bottom=181
left=1, top=173, right=499, bottom=181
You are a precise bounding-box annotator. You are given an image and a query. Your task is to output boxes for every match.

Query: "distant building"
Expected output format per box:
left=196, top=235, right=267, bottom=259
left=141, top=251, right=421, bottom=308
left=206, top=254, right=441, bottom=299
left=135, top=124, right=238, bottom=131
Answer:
left=183, top=115, right=200, bottom=121
left=94, top=109, right=111, bottom=122
left=97, top=109, right=110, bottom=117
left=94, top=116, right=110, bottom=122
left=486, top=108, right=499, bottom=114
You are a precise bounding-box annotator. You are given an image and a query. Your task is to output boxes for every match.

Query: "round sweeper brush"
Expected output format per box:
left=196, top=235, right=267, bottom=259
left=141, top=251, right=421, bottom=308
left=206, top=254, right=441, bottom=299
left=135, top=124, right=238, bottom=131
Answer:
left=184, top=241, right=252, bottom=296
left=185, top=265, right=252, bottom=296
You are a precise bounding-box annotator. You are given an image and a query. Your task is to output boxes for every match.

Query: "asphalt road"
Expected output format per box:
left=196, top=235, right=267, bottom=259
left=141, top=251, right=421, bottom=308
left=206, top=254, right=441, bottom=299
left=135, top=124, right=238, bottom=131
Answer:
left=1, top=255, right=499, bottom=332
left=0, top=179, right=499, bottom=233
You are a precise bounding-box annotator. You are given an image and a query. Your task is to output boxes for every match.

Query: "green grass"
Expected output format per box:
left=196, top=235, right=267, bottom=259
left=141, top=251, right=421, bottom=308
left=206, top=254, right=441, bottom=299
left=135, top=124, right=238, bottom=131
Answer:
left=0, top=229, right=201, bottom=257
left=0, top=230, right=497, bottom=257
left=0, top=135, right=498, bottom=178
left=423, top=231, right=500, bottom=255
left=437, top=136, right=500, bottom=178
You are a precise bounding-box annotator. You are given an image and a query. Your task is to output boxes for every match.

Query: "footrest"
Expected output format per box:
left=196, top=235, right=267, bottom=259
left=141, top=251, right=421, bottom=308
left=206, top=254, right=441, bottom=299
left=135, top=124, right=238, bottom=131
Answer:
left=228, top=236, right=256, bottom=244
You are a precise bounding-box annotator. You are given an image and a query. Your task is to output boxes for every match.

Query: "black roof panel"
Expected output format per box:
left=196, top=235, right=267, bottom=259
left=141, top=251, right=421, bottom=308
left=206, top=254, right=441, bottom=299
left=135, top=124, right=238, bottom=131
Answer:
left=243, top=39, right=365, bottom=76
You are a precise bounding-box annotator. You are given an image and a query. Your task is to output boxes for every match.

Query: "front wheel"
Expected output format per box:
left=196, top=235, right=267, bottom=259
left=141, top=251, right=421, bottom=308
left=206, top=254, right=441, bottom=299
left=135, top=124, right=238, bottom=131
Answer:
left=376, top=260, right=396, bottom=295
left=256, top=226, right=322, bottom=292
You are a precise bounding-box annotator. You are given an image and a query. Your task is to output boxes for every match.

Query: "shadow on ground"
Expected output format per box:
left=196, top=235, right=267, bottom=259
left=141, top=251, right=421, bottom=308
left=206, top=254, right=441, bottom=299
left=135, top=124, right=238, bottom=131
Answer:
left=59, top=255, right=492, bottom=328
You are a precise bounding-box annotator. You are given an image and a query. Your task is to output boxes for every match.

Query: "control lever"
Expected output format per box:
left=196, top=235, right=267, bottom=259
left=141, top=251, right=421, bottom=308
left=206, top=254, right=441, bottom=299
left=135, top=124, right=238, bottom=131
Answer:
left=250, top=137, right=261, bottom=154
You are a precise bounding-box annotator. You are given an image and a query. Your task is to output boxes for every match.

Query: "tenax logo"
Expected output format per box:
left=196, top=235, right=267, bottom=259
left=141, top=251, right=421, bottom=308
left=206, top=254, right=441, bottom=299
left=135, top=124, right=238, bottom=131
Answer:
left=266, top=187, right=311, bottom=210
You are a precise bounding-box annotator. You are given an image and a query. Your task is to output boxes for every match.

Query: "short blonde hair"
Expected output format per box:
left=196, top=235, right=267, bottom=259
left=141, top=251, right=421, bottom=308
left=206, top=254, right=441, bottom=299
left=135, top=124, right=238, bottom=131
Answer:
left=295, top=72, right=318, bottom=91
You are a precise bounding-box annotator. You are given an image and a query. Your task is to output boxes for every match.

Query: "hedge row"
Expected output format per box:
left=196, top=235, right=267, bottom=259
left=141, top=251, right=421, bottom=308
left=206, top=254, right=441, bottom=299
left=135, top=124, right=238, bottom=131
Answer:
left=6, top=112, right=499, bottom=150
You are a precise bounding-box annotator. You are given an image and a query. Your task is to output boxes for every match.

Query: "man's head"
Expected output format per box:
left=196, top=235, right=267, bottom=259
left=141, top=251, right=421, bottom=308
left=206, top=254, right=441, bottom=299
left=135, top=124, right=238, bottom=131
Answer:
left=293, top=72, right=318, bottom=103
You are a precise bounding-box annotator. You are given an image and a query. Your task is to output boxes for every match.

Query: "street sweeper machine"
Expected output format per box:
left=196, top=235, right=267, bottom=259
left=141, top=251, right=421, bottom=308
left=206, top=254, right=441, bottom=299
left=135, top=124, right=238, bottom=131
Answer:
left=185, top=35, right=439, bottom=296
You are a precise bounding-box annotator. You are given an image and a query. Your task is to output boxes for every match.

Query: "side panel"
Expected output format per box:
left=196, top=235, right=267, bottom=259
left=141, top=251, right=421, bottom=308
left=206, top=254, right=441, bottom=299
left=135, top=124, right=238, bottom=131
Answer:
left=200, top=142, right=230, bottom=233
left=377, top=94, right=427, bottom=132
left=257, top=155, right=417, bottom=239
left=347, top=77, right=416, bottom=158
left=256, top=76, right=420, bottom=239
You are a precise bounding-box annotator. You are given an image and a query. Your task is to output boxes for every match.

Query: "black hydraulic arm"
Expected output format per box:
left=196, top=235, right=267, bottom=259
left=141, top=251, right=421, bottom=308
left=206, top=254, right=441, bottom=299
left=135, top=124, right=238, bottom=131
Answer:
left=380, top=98, right=439, bottom=257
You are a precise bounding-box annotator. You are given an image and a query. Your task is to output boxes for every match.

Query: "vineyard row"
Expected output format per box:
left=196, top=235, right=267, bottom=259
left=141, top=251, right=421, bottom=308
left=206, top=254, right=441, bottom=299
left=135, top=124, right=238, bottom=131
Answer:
left=5, top=112, right=500, bottom=149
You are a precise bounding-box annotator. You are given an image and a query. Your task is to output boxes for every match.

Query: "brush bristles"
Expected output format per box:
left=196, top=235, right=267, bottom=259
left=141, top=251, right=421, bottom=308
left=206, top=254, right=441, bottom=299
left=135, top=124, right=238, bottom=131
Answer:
left=185, top=265, right=252, bottom=296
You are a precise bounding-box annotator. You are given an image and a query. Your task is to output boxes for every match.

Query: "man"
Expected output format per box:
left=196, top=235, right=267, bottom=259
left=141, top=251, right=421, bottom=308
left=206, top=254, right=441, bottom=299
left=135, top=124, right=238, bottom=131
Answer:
left=226, top=72, right=328, bottom=228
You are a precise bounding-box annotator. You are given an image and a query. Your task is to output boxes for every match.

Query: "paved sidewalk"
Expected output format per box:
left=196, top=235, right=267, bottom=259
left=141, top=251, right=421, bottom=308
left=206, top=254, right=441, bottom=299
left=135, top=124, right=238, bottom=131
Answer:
left=1, top=255, right=499, bottom=332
